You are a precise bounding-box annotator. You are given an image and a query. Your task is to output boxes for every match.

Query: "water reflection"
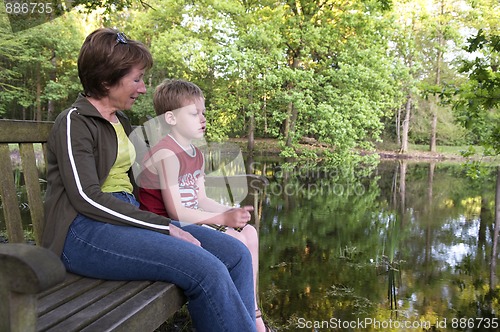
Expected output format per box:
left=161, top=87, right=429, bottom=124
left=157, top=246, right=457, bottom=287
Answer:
left=255, top=159, right=500, bottom=331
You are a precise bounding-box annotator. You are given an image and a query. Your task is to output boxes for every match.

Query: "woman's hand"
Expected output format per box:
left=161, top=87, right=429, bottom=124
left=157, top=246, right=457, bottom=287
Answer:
left=223, top=206, right=254, bottom=229
left=169, top=224, right=201, bottom=246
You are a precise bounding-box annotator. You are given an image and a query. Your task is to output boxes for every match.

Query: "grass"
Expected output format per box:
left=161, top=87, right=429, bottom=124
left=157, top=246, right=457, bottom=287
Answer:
left=0, top=228, right=36, bottom=244
left=373, top=140, right=500, bottom=161
left=375, top=140, right=469, bottom=154
left=409, top=144, right=478, bottom=155
left=155, top=306, right=193, bottom=331
left=234, top=138, right=497, bottom=161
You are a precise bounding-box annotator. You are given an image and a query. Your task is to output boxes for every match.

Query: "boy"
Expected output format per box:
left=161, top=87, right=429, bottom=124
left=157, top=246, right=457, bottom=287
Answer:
left=139, top=79, right=270, bottom=332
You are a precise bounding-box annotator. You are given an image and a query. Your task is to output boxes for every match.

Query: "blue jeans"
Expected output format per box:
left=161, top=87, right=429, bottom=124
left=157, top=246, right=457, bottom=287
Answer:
left=62, top=192, right=256, bottom=332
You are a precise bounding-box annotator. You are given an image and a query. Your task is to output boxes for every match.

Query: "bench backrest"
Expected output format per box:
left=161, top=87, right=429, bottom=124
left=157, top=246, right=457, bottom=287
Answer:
left=0, top=120, right=53, bottom=245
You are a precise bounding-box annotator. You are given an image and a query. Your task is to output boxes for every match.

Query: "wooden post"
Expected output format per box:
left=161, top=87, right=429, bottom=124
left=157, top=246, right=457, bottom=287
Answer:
left=20, top=143, right=45, bottom=245
left=0, top=144, right=25, bottom=243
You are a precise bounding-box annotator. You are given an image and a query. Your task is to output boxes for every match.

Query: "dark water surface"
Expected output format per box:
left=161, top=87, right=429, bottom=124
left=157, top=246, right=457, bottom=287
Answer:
left=253, top=159, right=500, bottom=331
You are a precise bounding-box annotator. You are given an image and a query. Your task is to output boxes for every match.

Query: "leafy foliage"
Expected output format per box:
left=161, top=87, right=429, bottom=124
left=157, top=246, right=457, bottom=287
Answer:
left=454, top=29, right=500, bottom=153
left=1, top=0, right=499, bottom=158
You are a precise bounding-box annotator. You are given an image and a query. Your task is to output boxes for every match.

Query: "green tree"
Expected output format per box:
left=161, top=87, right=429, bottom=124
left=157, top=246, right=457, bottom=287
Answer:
left=3, top=0, right=498, bottom=159
left=0, top=16, right=27, bottom=115
left=421, top=0, right=465, bottom=152
left=241, top=0, right=403, bottom=159
left=1, top=12, right=88, bottom=120
left=386, top=0, right=471, bottom=152
left=455, top=30, right=500, bottom=151
left=122, top=0, right=403, bottom=159
left=207, top=2, right=286, bottom=148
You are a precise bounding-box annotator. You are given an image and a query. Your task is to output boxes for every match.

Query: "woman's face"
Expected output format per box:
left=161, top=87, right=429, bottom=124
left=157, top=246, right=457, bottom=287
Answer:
left=107, top=65, right=147, bottom=111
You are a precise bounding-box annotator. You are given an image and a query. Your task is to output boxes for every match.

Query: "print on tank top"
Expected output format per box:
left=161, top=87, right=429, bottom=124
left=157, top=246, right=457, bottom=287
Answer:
left=179, top=169, right=202, bottom=209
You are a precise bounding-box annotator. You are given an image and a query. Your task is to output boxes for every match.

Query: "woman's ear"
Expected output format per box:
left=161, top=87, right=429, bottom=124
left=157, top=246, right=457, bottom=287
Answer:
left=164, top=111, right=176, bottom=125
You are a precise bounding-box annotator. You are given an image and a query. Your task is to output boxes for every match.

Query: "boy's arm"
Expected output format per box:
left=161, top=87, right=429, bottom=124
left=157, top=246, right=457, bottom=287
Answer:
left=197, top=179, right=255, bottom=217
left=197, top=179, right=232, bottom=213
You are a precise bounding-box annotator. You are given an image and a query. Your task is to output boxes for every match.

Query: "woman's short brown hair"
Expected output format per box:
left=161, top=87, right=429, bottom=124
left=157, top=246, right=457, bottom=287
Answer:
left=153, top=79, right=204, bottom=116
left=78, top=28, right=153, bottom=99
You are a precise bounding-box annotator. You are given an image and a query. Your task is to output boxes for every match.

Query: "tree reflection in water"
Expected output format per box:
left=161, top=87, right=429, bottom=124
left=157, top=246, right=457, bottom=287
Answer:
left=253, top=158, right=500, bottom=331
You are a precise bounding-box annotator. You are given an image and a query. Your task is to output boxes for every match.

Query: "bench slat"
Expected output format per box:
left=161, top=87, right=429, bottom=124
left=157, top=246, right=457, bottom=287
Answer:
left=81, top=282, right=186, bottom=332
left=38, top=280, right=126, bottom=331
left=0, top=144, right=24, bottom=243
left=38, top=277, right=104, bottom=315
left=20, top=143, right=45, bottom=244
left=44, top=281, right=152, bottom=332
left=37, top=273, right=84, bottom=299
left=0, top=120, right=53, bottom=143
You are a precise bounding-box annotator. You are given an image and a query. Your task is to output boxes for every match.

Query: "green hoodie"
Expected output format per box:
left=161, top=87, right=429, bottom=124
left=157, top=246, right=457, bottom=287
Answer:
left=42, top=94, right=170, bottom=256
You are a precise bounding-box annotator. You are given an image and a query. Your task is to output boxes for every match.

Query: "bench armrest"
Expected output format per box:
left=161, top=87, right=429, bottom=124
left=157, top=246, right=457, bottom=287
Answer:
left=0, top=244, right=66, bottom=332
left=0, top=243, right=66, bottom=294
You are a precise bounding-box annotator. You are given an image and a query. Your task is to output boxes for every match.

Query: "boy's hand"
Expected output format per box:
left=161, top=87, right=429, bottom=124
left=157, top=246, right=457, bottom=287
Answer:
left=169, top=224, right=201, bottom=246
left=224, top=206, right=254, bottom=228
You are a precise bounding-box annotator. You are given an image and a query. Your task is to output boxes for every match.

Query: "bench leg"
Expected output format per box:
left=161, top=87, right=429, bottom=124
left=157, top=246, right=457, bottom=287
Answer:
left=0, top=286, right=37, bottom=332
left=11, top=293, right=37, bottom=332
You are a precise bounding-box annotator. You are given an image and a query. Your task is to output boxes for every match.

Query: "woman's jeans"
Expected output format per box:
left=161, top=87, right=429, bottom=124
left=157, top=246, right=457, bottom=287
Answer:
left=62, top=192, right=256, bottom=332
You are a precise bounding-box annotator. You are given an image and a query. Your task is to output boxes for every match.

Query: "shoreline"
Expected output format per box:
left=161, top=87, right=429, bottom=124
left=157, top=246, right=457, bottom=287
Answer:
left=5, top=138, right=493, bottom=163
left=227, top=138, right=494, bottom=163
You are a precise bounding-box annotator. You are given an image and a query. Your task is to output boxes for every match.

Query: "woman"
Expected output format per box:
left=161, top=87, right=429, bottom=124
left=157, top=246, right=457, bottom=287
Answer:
left=41, top=28, right=256, bottom=332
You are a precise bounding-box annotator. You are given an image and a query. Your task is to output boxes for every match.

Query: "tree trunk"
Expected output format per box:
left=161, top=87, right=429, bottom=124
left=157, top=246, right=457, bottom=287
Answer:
left=396, top=106, right=401, bottom=146
left=285, top=103, right=298, bottom=148
left=430, top=100, right=438, bottom=152
left=247, top=111, right=255, bottom=153
left=283, top=102, right=291, bottom=141
left=400, top=95, right=412, bottom=153
left=47, top=51, right=56, bottom=121
left=262, top=95, right=268, bottom=135
left=284, top=57, right=300, bottom=148
left=36, top=65, right=42, bottom=121
left=430, top=1, right=445, bottom=152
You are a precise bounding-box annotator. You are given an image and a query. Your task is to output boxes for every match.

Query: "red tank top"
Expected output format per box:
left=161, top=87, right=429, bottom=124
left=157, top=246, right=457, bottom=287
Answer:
left=139, top=135, right=204, bottom=217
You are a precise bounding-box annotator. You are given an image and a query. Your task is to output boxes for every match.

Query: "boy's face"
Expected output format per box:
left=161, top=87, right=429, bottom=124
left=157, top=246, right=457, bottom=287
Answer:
left=166, top=97, right=206, bottom=140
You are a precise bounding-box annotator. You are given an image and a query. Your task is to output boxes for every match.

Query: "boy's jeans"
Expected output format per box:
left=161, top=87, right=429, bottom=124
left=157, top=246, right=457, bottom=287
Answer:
left=62, top=191, right=256, bottom=332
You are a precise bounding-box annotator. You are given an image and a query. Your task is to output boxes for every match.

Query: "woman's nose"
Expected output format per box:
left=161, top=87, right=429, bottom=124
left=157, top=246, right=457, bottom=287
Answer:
left=138, top=81, right=146, bottom=94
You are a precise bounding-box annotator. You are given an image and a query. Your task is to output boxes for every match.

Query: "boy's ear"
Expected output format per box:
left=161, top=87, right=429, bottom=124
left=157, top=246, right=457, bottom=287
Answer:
left=164, top=111, right=176, bottom=125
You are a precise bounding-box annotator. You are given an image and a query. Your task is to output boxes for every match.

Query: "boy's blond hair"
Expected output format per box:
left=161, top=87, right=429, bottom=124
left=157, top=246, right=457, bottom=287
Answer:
left=153, top=79, right=204, bottom=116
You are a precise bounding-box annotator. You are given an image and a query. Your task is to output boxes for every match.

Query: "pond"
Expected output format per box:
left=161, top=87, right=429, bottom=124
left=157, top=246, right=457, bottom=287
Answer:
left=252, top=158, right=500, bottom=331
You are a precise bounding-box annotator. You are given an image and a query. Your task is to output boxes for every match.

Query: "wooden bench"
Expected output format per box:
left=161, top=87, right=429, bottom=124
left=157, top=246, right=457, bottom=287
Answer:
left=0, top=119, right=268, bottom=332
